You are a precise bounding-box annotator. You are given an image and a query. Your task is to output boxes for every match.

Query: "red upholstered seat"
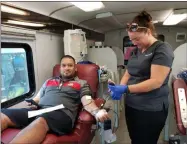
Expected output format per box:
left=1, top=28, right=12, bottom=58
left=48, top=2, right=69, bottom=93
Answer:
left=172, top=78, right=187, bottom=135
left=2, top=64, right=105, bottom=144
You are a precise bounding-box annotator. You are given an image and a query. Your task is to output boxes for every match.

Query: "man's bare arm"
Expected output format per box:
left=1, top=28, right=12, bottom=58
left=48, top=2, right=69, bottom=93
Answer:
left=32, top=91, right=41, bottom=103
left=81, top=95, right=109, bottom=122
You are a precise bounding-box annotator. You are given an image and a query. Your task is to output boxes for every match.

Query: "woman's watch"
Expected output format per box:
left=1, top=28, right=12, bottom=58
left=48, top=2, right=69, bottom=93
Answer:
left=126, top=85, right=130, bottom=94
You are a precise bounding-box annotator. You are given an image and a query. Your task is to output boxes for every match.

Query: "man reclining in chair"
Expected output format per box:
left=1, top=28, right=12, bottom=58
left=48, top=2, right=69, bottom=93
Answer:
left=1, top=55, right=109, bottom=144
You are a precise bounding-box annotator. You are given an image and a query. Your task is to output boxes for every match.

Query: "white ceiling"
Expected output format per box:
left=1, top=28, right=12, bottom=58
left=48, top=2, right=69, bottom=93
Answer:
left=4, top=1, right=187, bottom=33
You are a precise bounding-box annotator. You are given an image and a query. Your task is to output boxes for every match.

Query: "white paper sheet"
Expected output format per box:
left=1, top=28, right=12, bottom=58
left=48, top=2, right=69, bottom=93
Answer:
left=28, top=104, right=65, bottom=118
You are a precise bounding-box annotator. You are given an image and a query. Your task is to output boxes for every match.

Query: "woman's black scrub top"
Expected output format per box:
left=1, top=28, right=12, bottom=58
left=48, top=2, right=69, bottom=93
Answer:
left=126, top=41, right=174, bottom=111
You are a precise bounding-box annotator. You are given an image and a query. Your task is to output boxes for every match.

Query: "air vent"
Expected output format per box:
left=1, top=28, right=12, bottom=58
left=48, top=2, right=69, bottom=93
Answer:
left=176, top=33, right=186, bottom=42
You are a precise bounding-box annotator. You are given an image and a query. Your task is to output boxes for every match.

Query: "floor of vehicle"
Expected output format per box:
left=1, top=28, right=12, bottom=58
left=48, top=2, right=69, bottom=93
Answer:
left=92, top=106, right=168, bottom=144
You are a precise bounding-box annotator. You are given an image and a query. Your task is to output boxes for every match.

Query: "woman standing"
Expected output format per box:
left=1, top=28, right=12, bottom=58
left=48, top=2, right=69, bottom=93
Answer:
left=108, top=11, right=174, bottom=144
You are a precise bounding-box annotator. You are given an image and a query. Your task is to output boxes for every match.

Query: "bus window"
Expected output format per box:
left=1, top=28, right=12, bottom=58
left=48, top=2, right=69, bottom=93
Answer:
left=1, top=48, right=29, bottom=102
left=1, top=43, right=35, bottom=108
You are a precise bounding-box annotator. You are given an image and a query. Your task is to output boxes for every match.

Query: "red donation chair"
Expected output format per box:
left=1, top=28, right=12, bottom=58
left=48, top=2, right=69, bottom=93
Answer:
left=1, top=64, right=105, bottom=144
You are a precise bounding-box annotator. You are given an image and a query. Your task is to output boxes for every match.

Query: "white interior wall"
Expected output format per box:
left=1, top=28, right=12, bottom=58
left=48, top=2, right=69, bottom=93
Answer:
left=104, top=27, right=187, bottom=51
left=35, top=32, right=64, bottom=90
left=105, top=30, right=123, bottom=50
left=156, top=27, right=187, bottom=50
left=87, top=39, right=95, bottom=47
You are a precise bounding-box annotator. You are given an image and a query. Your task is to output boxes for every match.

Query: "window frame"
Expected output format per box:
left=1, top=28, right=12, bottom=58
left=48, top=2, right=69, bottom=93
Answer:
left=1, top=42, right=36, bottom=108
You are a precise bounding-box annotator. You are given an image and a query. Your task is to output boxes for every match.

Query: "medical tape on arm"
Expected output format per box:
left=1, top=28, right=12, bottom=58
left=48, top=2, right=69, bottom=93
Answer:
left=83, top=95, right=93, bottom=107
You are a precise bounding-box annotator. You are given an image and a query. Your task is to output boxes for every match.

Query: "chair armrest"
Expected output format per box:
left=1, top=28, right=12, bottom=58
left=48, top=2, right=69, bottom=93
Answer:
left=78, top=98, right=106, bottom=123
left=173, top=79, right=187, bottom=92
left=172, top=78, right=187, bottom=134
left=94, top=98, right=106, bottom=108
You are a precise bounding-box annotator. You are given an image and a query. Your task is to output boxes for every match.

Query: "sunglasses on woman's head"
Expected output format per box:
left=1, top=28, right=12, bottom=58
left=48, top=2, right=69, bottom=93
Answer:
left=126, top=23, right=147, bottom=32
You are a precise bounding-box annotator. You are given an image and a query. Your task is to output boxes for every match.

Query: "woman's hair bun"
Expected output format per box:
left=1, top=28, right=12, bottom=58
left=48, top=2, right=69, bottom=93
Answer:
left=139, top=10, right=152, bottom=22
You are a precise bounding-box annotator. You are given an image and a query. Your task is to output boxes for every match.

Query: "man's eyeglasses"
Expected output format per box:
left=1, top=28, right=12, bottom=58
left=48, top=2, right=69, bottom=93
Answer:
left=126, top=23, right=147, bottom=32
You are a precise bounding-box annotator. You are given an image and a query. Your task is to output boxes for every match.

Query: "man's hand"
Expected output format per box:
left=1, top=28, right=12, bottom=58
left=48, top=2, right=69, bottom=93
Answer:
left=95, top=109, right=110, bottom=122
left=25, top=100, right=32, bottom=106
left=25, top=101, right=37, bottom=109
left=25, top=99, right=39, bottom=109
left=108, top=79, right=115, bottom=85
left=81, top=95, right=110, bottom=122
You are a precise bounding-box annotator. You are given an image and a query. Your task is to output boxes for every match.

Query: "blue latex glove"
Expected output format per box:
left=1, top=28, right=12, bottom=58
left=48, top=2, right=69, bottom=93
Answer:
left=109, top=91, right=122, bottom=100
left=108, top=84, right=128, bottom=100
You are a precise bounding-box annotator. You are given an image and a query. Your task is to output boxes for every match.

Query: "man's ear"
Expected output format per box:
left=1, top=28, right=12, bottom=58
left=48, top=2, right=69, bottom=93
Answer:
left=75, top=68, right=78, bottom=76
left=147, top=29, right=152, bottom=35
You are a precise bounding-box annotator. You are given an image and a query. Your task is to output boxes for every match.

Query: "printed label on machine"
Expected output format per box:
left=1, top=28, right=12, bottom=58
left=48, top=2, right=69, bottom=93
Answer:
left=178, top=88, right=187, bottom=128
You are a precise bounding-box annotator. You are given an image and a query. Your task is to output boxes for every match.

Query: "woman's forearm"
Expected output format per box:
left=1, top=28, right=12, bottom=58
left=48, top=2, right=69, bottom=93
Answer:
left=120, top=70, right=130, bottom=85
left=128, top=65, right=170, bottom=93
left=120, top=76, right=129, bottom=85
left=128, top=78, right=161, bottom=93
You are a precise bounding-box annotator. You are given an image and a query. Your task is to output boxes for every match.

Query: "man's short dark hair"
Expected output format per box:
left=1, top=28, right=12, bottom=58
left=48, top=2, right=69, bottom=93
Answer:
left=61, top=55, right=76, bottom=64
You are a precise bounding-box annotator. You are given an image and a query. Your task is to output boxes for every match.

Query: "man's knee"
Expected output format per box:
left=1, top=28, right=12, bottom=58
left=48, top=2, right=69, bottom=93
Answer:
left=31, top=117, right=49, bottom=131
left=1, top=113, right=16, bottom=127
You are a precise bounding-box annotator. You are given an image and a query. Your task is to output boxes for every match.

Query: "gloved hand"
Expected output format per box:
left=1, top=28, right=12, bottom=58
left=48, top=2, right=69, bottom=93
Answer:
left=109, top=91, right=122, bottom=100
left=108, top=84, right=128, bottom=100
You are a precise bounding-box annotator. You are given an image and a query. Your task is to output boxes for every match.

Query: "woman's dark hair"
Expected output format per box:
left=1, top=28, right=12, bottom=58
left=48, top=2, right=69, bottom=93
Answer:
left=132, top=10, right=157, bottom=37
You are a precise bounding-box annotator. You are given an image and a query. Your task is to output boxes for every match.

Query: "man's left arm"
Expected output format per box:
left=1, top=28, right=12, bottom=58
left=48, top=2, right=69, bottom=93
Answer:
left=80, top=83, right=109, bottom=122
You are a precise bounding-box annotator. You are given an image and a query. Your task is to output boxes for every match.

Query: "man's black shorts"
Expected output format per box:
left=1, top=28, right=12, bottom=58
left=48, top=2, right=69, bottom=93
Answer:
left=2, top=108, right=72, bottom=135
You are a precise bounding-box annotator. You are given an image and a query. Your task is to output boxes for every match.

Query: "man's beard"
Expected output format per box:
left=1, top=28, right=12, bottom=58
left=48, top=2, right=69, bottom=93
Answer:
left=61, top=73, right=75, bottom=80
